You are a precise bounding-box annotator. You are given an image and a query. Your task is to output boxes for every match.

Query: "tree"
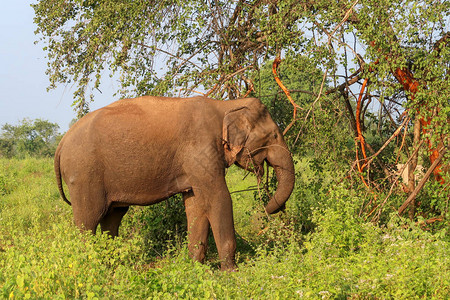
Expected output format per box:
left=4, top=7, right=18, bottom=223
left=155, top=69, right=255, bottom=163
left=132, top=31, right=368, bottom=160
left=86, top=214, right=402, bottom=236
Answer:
left=252, top=54, right=352, bottom=160
left=33, top=1, right=449, bottom=220
left=0, top=119, right=61, bottom=158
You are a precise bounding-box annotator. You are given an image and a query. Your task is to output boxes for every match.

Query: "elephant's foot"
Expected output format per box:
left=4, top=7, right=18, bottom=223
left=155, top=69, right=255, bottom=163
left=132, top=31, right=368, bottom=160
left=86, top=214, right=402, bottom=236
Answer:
left=220, top=258, right=237, bottom=271
left=217, top=239, right=237, bottom=271
left=188, top=241, right=208, bottom=264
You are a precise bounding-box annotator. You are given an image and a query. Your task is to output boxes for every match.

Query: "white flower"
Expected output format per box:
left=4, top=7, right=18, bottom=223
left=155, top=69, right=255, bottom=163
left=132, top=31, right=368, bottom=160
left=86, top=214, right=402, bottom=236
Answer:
left=319, top=290, right=331, bottom=299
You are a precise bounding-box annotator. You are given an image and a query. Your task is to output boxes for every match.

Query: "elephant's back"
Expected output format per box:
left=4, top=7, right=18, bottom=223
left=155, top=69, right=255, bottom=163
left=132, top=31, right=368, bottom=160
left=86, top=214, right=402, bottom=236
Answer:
left=58, top=95, right=220, bottom=158
left=59, top=97, right=189, bottom=158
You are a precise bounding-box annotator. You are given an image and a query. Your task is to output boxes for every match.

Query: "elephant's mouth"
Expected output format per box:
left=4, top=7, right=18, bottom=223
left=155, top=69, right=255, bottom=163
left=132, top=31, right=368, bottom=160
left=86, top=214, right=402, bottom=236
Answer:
left=235, top=156, right=265, bottom=178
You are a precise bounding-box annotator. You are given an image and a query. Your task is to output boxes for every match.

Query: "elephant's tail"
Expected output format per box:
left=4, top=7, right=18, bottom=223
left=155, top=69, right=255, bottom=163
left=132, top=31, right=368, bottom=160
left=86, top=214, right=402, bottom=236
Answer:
left=54, top=144, right=71, bottom=206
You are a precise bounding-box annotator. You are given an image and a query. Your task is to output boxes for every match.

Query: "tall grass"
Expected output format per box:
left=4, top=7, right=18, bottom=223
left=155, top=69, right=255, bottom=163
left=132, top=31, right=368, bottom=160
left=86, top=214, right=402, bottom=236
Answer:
left=0, top=158, right=448, bottom=299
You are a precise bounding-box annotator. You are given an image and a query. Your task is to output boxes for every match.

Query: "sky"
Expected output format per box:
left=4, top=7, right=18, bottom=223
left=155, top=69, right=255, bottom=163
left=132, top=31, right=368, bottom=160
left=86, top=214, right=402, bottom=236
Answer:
left=0, top=2, right=116, bottom=131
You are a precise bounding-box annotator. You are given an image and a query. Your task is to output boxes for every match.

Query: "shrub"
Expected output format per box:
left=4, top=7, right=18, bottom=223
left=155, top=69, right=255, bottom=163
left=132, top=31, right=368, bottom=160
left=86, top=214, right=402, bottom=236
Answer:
left=121, top=195, right=187, bottom=259
left=1, top=157, right=448, bottom=299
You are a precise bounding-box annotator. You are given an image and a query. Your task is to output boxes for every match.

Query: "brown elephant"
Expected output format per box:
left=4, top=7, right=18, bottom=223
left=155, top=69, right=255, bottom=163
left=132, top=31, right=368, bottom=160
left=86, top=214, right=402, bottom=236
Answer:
left=54, top=96, right=295, bottom=270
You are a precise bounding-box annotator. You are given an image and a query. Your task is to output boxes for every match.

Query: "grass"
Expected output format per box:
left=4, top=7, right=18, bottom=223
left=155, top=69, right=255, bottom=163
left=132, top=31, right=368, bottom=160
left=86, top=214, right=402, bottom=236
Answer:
left=0, top=157, right=449, bottom=299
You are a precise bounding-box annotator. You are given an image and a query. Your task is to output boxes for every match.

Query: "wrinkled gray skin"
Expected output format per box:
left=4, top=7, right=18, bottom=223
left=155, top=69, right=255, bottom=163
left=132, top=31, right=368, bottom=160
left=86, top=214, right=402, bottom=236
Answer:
left=54, top=96, right=295, bottom=270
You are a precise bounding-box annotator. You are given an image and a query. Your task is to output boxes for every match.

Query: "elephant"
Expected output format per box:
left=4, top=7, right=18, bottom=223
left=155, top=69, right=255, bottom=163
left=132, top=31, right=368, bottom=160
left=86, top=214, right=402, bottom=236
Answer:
left=54, top=96, right=295, bottom=270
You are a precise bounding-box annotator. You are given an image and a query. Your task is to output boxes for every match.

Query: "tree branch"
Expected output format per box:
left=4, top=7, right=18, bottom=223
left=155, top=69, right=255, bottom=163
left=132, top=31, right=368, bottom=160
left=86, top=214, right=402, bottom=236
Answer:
left=272, top=56, right=302, bottom=135
left=398, top=146, right=447, bottom=215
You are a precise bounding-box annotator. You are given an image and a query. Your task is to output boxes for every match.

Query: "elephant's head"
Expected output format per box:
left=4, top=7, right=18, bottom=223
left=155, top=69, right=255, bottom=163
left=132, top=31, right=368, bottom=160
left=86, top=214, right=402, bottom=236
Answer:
left=222, top=98, right=295, bottom=214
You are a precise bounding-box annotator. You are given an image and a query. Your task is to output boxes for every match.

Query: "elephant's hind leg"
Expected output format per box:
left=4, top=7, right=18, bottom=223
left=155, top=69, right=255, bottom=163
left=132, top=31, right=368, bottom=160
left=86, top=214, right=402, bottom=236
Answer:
left=72, top=202, right=105, bottom=234
left=69, top=183, right=108, bottom=234
left=100, top=206, right=129, bottom=237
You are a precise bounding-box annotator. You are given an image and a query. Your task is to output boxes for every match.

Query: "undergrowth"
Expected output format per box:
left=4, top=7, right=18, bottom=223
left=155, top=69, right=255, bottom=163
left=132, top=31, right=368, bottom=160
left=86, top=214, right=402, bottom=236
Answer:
left=0, top=158, right=448, bottom=299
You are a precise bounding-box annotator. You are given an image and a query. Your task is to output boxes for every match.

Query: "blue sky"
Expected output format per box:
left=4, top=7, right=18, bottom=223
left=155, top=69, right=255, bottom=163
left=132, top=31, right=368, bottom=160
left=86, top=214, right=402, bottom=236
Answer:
left=0, top=2, right=116, bottom=131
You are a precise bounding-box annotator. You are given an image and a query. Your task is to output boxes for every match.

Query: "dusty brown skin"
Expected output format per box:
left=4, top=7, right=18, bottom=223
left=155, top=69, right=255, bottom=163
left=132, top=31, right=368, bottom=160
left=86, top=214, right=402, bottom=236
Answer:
left=54, top=96, right=295, bottom=270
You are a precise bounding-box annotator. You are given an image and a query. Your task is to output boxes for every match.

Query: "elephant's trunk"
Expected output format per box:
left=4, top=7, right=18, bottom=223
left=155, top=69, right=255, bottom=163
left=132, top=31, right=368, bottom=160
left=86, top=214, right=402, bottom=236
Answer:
left=264, top=145, right=295, bottom=214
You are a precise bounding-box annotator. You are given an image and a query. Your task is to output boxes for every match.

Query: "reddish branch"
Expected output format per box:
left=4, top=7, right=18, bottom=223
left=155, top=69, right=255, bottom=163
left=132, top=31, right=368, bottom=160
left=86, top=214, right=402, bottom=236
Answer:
left=272, top=56, right=300, bottom=135
left=392, top=68, right=445, bottom=184
left=355, top=78, right=369, bottom=171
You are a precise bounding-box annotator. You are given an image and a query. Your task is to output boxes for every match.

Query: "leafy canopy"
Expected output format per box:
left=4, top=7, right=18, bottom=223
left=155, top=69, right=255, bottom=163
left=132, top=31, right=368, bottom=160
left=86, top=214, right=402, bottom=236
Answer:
left=33, top=1, right=448, bottom=116
left=33, top=1, right=449, bottom=221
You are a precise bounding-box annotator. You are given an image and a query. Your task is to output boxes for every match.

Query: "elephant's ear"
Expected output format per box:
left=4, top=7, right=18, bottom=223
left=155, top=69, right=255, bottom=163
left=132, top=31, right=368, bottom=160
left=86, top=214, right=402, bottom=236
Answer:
left=222, top=107, right=253, bottom=166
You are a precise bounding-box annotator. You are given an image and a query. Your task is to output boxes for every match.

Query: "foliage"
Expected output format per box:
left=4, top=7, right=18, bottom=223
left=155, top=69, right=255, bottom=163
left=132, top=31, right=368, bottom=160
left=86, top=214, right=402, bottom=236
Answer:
left=33, top=1, right=449, bottom=113
left=33, top=0, right=449, bottom=221
left=0, top=119, right=61, bottom=158
left=252, top=54, right=325, bottom=130
left=31, top=0, right=276, bottom=103
left=123, top=195, right=187, bottom=259
left=252, top=54, right=352, bottom=157
left=1, top=158, right=448, bottom=299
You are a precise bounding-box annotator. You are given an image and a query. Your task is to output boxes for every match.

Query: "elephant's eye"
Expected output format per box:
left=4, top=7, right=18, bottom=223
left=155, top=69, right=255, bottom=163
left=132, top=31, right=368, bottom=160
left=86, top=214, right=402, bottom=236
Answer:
left=273, top=133, right=278, bottom=139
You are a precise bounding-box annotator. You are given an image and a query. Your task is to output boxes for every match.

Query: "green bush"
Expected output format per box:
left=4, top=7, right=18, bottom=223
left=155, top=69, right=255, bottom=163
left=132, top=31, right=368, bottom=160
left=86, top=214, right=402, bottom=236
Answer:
left=122, top=195, right=187, bottom=259
left=0, top=157, right=448, bottom=299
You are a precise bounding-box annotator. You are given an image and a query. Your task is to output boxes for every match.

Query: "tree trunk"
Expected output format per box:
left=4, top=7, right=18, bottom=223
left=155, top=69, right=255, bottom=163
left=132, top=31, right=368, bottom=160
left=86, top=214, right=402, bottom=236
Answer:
left=408, top=118, right=421, bottom=220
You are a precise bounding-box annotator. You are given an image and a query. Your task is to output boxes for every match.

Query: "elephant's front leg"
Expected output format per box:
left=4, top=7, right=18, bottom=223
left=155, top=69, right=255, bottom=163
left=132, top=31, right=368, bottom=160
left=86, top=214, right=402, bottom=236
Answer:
left=202, top=182, right=237, bottom=271
left=183, top=191, right=210, bottom=264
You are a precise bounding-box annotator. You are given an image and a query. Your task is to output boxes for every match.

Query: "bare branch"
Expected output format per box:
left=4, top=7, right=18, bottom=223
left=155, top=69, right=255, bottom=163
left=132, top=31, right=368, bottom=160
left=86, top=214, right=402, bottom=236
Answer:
left=398, top=146, right=448, bottom=215
left=365, top=116, right=410, bottom=167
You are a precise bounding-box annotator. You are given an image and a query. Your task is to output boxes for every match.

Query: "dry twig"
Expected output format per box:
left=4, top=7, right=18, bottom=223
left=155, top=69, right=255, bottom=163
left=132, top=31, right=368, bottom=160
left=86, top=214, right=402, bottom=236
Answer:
left=370, top=140, right=425, bottom=222
left=398, top=147, right=447, bottom=215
